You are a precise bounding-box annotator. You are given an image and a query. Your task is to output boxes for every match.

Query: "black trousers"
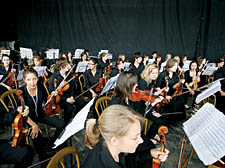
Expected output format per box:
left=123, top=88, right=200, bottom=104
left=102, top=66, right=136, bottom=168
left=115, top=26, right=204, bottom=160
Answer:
left=0, top=139, right=34, bottom=168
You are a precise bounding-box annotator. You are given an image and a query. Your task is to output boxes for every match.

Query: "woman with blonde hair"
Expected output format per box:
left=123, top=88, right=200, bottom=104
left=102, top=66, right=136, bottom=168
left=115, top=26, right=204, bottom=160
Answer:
left=83, top=105, right=169, bottom=168
left=138, top=64, right=167, bottom=143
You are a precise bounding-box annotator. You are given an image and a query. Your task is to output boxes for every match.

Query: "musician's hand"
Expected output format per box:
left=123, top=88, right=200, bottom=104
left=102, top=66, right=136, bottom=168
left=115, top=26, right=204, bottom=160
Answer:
left=152, top=112, right=162, bottom=118
left=52, top=91, right=58, bottom=96
left=180, top=79, right=185, bottom=83
left=165, top=87, right=169, bottom=92
left=22, top=106, right=29, bottom=117
left=92, top=92, right=98, bottom=98
left=190, top=89, right=195, bottom=95
left=220, top=90, right=225, bottom=96
left=66, top=97, right=75, bottom=104
left=150, top=147, right=169, bottom=162
left=152, top=97, right=163, bottom=106
left=11, top=69, right=16, bottom=72
left=166, top=95, right=172, bottom=100
left=31, top=125, right=41, bottom=139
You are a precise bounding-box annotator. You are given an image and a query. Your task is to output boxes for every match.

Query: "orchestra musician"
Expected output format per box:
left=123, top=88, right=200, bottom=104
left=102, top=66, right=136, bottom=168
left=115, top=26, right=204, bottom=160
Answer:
left=0, top=54, right=17, bottom=92
left=129, top=52, right=145, bottom=79
left=214, top=58, right=225, bottom=114
left=184, top=60, right=199, bottom=109
left=80, top=50, right=89, bottom=62
left=142, top=55, right=149, bottom=67
left=49, top=57, right=75, bottom=124
left=84, top=58, right=103, bottom=99
left=0, top=101, right=34, bottom=168
left=17, top=67, right=64, bottom=166
left=154, top=55, right=162, bottom=70
left=110, top=58, right=124, bottom=77
left=98, top=52, right=109, bottom=72
left=83, top=105, right=169, bottom=168
left=156, top=58, right=186, bottom=123
left=138, top=64, right=168, bottom=144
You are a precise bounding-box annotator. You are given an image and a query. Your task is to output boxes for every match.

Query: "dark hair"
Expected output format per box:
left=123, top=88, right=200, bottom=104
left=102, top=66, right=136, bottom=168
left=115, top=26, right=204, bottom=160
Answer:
left=152, top=51, right=158, bottom=55
left=114, top=72, right=138, bottom=99
left=89, top=58, right=98, bottom=65
left=134, top=52, right=142, bottom=59
left=2, top=54, right=10, bottom=58
left=166, top=58, right=178, bottom=72
left=99, top=52, right=107, bottom=59
left=115, top=58, right=124, bottom=68
left=189, top=61, right=198, bottom=70
left=56, top=57, right=68, bottom=70
left=23, top=67, right=38, bottom=79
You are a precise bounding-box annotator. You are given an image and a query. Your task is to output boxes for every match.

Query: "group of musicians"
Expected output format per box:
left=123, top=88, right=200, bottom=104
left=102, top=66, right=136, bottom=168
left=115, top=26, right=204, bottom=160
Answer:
left=0, top=50, right=224, bottom=167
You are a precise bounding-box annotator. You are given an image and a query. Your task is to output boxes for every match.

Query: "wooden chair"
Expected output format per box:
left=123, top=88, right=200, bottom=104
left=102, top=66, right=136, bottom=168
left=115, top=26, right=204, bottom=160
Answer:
left=0, top=89, right=30, bottom=144
left=43, top=78, right=50, bottom=95
left=208, top=76, right=214, bottom=83
left=47, top=146, right=80, bottom=168
left=95, top=96, right=112, bottom=118
left=78, top=74, right=89, bottom=101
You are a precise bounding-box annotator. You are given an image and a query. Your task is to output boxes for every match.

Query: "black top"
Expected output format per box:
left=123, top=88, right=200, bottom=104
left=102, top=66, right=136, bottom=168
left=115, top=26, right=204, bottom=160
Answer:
left=0, top=101, right=17, bottom=126
left=84, top=69, right=103, bottom=92
left=184, top=70, right=193, bottom=84
left=98, top=60, right=109, bottom=72
left=214, top=67, right=225, bottom=91
left=0, top=65, right=12, bottom=83
left=18, top=82, right=48, bottom=123
left=156, top=71, right=179, bottom=96
left=129, top=63, right=145, bottom=78
left=82, top=140, right=125, bottom=168
left=49, top=71, right=75, bottom=102
left=138, top=78, right=156, bottom=91
left=110, top=68, right=123, bottom=78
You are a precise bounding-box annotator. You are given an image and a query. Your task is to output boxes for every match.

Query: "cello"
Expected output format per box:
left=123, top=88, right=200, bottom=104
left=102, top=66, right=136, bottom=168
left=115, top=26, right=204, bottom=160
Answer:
left=12, top=89, right=27, bottom=147
left=151, top=126, right=168, bottom=168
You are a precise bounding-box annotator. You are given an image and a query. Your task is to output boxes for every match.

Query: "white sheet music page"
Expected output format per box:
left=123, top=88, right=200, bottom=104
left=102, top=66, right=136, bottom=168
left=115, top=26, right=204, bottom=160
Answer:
left=183, top=103, right=225, bottom=165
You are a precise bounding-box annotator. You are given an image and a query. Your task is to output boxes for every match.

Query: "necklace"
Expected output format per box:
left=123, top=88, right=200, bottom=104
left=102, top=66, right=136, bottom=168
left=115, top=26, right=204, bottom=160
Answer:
left=27, top=86, right=38, bottom=117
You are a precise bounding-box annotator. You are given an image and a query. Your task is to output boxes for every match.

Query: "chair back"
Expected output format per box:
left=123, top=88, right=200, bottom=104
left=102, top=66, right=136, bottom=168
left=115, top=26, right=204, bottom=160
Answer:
left=95, top=96, right=112, bottom=118
left=0, top=89, right=18, bottom=111
left=43, top=78, right=50, bottom=95
left=47, top=147, right=80, bottom=168
left=78, top=74, right=86, bottom=93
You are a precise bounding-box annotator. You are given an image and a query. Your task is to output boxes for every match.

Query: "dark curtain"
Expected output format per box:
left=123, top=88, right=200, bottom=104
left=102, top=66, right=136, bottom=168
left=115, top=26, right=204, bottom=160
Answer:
left=2, top=0, right=224, bottom=61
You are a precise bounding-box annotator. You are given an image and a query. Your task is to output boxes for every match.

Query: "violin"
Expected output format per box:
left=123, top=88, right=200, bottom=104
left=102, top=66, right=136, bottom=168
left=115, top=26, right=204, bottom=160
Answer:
left=12, top=89, right=27, bottom=147
left=45, top=78, right=61, bottom=116
left=152, top=126, right=168, bottom=168
left=173, top=71, right=185, bottom=98
left=8, top=71, right=18, bottom=88
left=128, top=89, right=157, bottom=103
left=57, top=74, right=78, bottom=95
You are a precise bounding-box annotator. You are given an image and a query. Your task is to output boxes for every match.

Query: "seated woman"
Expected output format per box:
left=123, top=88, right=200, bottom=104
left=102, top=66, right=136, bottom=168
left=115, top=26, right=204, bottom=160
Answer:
left=0, top=101, right=34, bottom=168
left=110, top=58, right=124, bottom=77
left=83, top=105, right=169, bottom=168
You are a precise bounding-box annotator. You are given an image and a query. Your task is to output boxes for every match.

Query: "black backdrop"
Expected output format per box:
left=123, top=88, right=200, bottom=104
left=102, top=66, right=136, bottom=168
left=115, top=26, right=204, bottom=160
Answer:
left=1, top=0, right=225, bottom=61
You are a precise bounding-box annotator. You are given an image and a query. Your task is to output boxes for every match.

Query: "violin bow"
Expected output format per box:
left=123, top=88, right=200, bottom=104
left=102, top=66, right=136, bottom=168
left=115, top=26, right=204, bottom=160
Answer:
left=44, top=64, right=76, bottom=107
left=178, top=137, right=187, bottom=168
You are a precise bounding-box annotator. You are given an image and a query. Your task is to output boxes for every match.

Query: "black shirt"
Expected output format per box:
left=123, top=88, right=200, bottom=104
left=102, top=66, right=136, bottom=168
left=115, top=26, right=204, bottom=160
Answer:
left=98, top=60, right=109, bottom=72
left=129, top=63, right=145, bottom=79
left=84, top=69, right=103, bottom=93
left=0, top=65, right=12, bottom=84
left=49, top=71, right=75, bottom=102
left=82, top=140, right=125, bottom=168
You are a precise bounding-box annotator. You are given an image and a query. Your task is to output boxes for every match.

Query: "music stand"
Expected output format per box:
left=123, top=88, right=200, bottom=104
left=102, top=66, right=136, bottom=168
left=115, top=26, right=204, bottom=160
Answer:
left=0, top=49, right=10, bottom=59
left=74, top=49, right=84, bottom=59
left=46, top=49, right=59, bottom=59
left=20, top=47, right=33, bottom=59
left=75, top=61, right=88, bottom=73
left=33, top=66, right=47, bottom=77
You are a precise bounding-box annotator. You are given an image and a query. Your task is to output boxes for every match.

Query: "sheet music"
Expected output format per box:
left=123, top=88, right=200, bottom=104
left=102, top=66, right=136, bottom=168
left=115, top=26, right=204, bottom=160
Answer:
left=0, top=50, right=10, bottom=59
left=100, top=74, right=119, bottom=96
left=124, top=62, right=131, bottom=71
left=190, top=118, right=225, bottom=165
left=0, top=75, right=3, bottom=81
left=53, top=98, right=95, bottom=148
left=202, top=66, right=218, bottom=76
left=46, top=49, right=59, bottom=59
left=107, top=53, right=113, bottom=59
left=195, top=78, right=222, bottom=104
left=183, top=103, right=225, bottom=165
left=74, top=49, right=84, bottom=59
left=20, top=47, right=33, bottom=59
left=17, top=70, right=24, bottom=81
left=147, top=59, right=155, bottom=65
left=182, top=60, right=192, bottom=72
left=183, top=103, right=224, bottom=138
left=75, top=61, right=88, bottom=73
left=33, top=66, right=47, bottom=77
